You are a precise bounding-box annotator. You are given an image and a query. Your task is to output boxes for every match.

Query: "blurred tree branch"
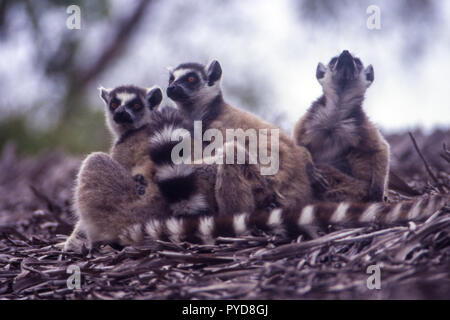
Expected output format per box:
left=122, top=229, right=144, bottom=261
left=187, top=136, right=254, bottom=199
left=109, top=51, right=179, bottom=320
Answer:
left=0, top=0, right=156, bottom=153
left=63, top=0, right=153, bottom=123
left=0, top=0, right=154, bottom=121
left=79, top=0, right=152, bottom=86
left=0, top=0, right=10, bottom=36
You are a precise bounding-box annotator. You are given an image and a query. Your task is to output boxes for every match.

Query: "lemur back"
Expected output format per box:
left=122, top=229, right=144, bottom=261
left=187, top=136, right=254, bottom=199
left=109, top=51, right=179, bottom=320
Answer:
left=294, top=50, right=390, bottom=202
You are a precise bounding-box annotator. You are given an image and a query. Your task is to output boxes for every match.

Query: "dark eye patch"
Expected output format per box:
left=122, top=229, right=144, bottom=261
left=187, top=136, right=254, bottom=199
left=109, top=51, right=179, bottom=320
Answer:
left=328, top=57, right=338, bottom=67
left=127, top=98, right=144, bottom=111
left=354, top=58, right=363, bottom=71
left=169, top=74, right=175, bottom=84
left=181, top=72, right=199, bottom=84
left=110, top=98, right=121, bottom=110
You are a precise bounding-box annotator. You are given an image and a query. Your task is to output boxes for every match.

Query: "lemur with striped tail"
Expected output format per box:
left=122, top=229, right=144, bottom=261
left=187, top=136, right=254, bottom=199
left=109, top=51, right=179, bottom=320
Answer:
left=294, top=50, right=390, bottom=203
left=63, top=85, right=209, bottom=252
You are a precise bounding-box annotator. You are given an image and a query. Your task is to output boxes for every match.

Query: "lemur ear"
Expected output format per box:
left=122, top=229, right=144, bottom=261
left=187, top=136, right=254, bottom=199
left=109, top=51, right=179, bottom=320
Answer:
left=316, top=63, right=326, bottom=80
left=146, top=86, right=163, bottom=110
left=99, top=86, right=112, bottom=104
left=206, top=60, right=222, bottom=86
left=364, top=65, right=374, bottom=86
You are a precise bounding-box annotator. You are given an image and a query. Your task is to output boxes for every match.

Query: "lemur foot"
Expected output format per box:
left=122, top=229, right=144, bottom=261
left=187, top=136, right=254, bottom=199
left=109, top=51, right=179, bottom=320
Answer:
left=367, top=185, right=384, bottom=202
left=306, top=164, right=330, bottom=198
left=267, top=202, right=280, bottom=210
left=58, top=238, right=88, bottom=254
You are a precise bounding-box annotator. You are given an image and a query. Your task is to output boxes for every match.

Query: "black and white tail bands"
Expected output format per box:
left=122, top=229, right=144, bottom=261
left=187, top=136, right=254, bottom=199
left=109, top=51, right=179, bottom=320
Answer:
left=147, top=107, right=208, bottom=216
left=118, top=194, right=448, bottom=245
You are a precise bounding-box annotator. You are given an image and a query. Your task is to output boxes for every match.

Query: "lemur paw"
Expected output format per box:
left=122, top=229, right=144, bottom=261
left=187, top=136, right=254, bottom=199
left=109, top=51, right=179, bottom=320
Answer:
left=267, top=201, right=280, bottom=210
left=367, top=185, right=384, bottom=202
left=133, top=174, right=147, bottom=195
left=137, top=186, right=146, bottom=195
left=307, top=164, right=330, bottom=196
left=133, top=174, right=147, bottom=186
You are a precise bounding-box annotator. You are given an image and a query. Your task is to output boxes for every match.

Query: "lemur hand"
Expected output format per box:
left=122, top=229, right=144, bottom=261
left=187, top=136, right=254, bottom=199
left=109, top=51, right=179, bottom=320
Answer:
left=133, top=174, right=147, bottom=195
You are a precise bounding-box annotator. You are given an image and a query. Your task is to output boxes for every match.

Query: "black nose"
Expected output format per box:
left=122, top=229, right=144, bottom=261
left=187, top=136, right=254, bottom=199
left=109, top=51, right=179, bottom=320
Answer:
left=166, top=85, right=176, bottom=97
left=336, top=50, right=354, bottom=71
left=113, top=111, right=132, bottom=124
left=166, top=85, right=184, bottom=100
left=338, top=50, right=353, bottom=63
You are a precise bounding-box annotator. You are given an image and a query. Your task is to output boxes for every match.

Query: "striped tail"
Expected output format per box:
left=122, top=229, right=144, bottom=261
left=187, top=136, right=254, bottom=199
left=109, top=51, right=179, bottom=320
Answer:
left=118, top=194, right=449, bottom=245
left=147, top=107, right=208, bottom=216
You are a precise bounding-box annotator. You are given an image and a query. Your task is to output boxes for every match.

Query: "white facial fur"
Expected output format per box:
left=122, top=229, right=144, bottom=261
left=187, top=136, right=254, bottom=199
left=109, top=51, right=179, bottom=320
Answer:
left=172, top=68, right=192, bottom=81
left=98, top=87, right=152, bottom=140
left=317, top=58, right=372, bottom=110
left=116, top=92, right=137, bottom=106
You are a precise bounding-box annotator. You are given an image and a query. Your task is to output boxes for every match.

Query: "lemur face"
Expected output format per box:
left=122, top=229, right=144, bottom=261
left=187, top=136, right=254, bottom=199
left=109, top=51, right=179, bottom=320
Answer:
left=166, top=60, right=222, bottom=106
left=99, top=85, right=163, bottom=134
left=316, top=50, right=374, bottom=91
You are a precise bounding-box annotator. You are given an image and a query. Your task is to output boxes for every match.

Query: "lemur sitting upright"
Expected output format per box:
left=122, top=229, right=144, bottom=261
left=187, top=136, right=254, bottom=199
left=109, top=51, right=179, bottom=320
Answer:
left=101, top=85, right=163, bottom=194
left=166, top=60, right=323, bottom=213
left=294, top=50, right=390, bottom=202
left=63, top=85, right=208, bottom=252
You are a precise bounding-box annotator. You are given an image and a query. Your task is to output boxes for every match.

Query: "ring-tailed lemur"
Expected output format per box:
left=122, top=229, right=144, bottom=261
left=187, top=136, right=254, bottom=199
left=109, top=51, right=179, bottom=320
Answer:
left=63, top=85, right=208, bottom=252
left=165, top=60, right=326, bottom=213
left=294, top=50, right=390, bottom=202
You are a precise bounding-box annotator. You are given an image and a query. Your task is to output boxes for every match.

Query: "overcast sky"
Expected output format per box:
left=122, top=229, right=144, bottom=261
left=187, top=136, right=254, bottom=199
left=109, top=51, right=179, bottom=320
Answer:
left=1, top=0, right=449, bottom=133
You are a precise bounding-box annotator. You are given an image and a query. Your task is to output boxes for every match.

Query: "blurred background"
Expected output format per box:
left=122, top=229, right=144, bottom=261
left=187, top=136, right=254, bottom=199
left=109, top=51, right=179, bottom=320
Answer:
left=0, top=0, right=449, bottom=155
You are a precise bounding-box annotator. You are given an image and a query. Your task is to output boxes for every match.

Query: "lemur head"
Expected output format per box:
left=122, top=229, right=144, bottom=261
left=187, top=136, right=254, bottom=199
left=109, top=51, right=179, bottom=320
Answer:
left=166, top=60, right=223, bottom=111
left=99, top=85, right=163, bottom=138
left=316, top=50, right=374, bottom=97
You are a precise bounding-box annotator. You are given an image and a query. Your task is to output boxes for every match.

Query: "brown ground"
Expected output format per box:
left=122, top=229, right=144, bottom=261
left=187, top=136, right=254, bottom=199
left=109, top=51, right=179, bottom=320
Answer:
left=0, top=129, right=449, bottom=299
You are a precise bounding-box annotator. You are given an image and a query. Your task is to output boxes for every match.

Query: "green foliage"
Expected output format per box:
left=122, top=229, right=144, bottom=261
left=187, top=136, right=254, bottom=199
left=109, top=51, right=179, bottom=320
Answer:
left=0, top=110, right=110, bottom=156
left=0, top=0, right=133, bottom=155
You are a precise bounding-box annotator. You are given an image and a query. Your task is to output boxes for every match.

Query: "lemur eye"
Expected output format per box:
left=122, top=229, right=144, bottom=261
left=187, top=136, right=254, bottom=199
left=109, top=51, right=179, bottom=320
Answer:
left=329, top=57, right=338, bottom=67
left=134, top=103, right=142, bottom=110
left=187, top=76, right=196, bottom=83
left=169, top=76, right=175, bottom=85
left=110, top=102, right=119, bottom=110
